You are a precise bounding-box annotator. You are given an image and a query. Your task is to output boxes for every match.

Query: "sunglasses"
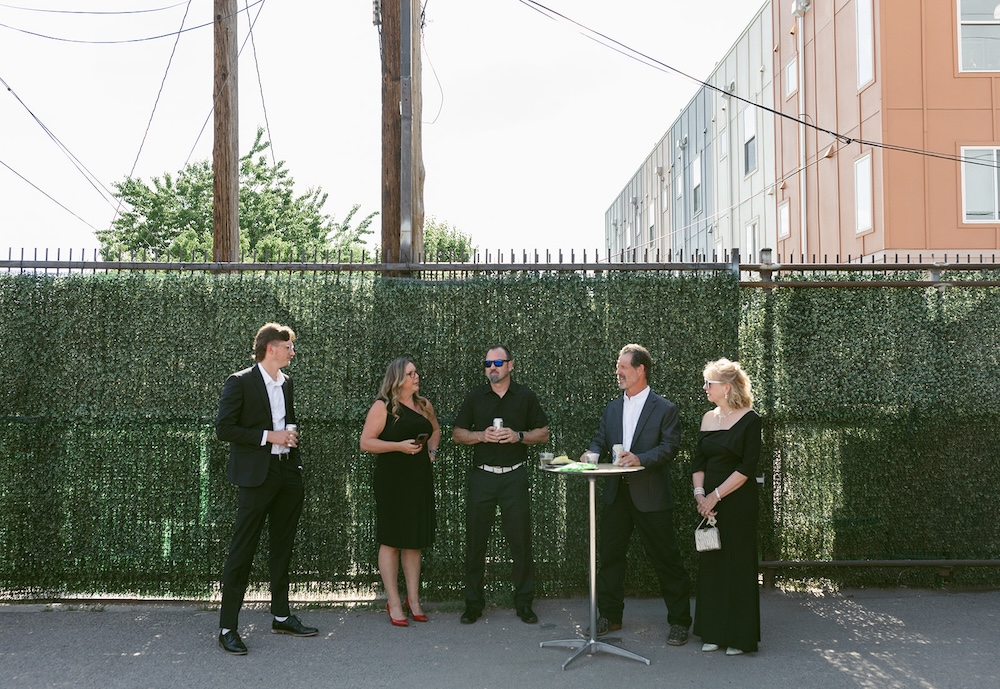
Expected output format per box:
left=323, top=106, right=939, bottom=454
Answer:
left=483, top=359, right=509, bottom=368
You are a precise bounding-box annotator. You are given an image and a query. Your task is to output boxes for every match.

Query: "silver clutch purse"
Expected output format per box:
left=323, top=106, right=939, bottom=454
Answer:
left=695, top=516, right=721, bottom=552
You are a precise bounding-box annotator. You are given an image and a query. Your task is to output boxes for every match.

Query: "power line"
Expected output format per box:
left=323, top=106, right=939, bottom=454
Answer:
left=0, top=158, right=99, bottom=232
left=245, top=0, right=275, bottom=167
left=183, top=0, right=268, bottom=168
left=0, top=1, right=189, bottom=15
left=109, top=0, right=197, bottom=242
left=0, top=0, right=263, bottom=44
left=517, top=0, right=1000, bottom=172
left=0, top=72, right=118, bottom=211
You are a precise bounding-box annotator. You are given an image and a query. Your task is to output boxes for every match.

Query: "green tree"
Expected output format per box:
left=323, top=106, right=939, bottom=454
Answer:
left=98, top=127, right=376, bottom=260
left=422, top=216, right=476, bottom=261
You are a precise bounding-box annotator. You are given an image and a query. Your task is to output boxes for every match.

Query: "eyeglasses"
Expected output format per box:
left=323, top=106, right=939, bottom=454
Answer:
left=406, top=370, right=419, bottom=378
left=703, top=379, right=724, bottom=387
left=272, top=342, right=295, bottom=352
left=484, top=359, right=509, bottom=368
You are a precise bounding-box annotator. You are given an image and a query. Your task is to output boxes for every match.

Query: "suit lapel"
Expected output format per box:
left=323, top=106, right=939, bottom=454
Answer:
left=632, top=393, right=657, bottom=444
left=611, top=397, right=625, bottom=443
left=249, top=364, right=273, bottom=418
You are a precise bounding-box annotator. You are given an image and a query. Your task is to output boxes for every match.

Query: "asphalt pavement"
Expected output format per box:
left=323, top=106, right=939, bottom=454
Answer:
left=1, top=588, right=997, bottom=689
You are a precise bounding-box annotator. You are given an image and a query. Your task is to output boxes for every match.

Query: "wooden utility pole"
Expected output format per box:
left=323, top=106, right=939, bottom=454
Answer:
left=379, top=0, right=424, bottom=267
left=380, top=1, right=401, bottom=264
left=213, top=0, right=239, bottom=262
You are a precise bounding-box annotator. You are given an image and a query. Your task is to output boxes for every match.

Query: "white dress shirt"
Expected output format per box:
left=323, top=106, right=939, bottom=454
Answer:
left=258, top=363, right=288, bottom=454
left=621, top=385, right=650, bottom=453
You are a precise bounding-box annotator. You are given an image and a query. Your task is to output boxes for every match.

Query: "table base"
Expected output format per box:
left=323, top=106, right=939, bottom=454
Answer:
left=540, top=636, right=650, bottom=670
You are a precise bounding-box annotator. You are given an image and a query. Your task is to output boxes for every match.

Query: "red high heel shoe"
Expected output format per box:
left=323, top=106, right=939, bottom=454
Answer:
left=387, top=603, right=409, bottom=627
left=405, top=598, right=428, bottom=622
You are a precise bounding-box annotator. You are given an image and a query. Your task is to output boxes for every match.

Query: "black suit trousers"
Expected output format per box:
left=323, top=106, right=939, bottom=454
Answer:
left=597, top=480, right=691, bottom=627
left=219, top=458, right=304, bottom=629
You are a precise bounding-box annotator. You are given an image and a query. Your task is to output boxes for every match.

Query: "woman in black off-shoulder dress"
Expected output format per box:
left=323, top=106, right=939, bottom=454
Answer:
left=692, top=358, right=761, bottom=655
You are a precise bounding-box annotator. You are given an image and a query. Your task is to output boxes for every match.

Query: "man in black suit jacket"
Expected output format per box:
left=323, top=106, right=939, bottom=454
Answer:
left=215, top=323, right=317, bottom=655
left=584, top=344, right=692, bottom=646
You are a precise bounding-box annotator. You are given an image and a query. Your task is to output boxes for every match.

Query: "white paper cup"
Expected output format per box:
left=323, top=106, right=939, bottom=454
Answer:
left=612, top=444, right=624, bottom=465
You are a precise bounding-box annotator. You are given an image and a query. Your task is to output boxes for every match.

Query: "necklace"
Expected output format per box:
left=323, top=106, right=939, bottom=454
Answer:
left=716, top=408, right=736, bottom=429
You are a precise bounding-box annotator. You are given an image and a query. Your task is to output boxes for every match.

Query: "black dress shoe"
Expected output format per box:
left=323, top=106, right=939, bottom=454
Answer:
left=460, top=608, right=481, bottom=624
left=515, top=606, right=538, bottom=624
left=271, top=615, right=319, bottom=637
left=219, top=629, right=248, bottom=655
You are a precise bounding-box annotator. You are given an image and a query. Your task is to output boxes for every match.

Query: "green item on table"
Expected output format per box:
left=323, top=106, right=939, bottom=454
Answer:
left=556, top=461, right=596, bottom=472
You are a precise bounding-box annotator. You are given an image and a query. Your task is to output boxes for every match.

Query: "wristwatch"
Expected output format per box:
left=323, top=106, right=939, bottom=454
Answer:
left=517, top=431, right=525, bottom=442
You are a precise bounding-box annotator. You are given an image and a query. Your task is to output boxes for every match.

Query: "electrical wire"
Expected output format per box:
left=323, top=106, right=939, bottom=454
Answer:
left=182, top=0, right=268, bottom=168
left=0, top=0, right=263, bottom=44
left=0, top=1, right=188, bottom=15
left=0, top=158, right=100, bottom=232
left=0, top=72, right=118, bottom=211
left=110, top=0, right=196, bottom=243
left=517, top=0, right=1000, bottom=172
left=419, top=30, right=444, bottom=125
left=245, top=0, right=276, bottom=167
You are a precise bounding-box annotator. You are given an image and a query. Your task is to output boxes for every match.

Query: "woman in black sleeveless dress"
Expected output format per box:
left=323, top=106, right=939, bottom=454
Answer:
left=361, top=358, right=440, bottom=626
left=692, top=358, right=761, bottom=655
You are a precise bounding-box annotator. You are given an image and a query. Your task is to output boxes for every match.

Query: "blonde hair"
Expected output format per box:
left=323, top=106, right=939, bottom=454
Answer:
left=704, top=358, right=753, bottom=409
left=377, top=357, right=431, bottom=420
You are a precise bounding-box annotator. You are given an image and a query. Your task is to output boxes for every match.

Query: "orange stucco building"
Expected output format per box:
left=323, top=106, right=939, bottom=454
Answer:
left=775, top=0, right=1000, bottom=260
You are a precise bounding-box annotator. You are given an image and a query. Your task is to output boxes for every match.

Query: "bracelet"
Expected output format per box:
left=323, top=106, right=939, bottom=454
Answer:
left=693, top=487, right=706, bottom=496
left=714, top=488, right=722, bottom=500
left=428, top=448, right=438, bottom=456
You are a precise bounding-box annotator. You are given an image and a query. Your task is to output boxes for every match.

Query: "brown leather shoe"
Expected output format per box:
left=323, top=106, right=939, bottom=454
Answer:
left=667, top=624, right=689, bottom=646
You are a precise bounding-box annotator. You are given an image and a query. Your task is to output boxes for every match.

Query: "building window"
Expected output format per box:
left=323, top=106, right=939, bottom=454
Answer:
left=785, top=55, right=798, bottom=98
left=719, top=126, right=727, bottom=159
left=962, top=146, right=1000, bottom=221
left=959, top=0, right=1000, bottom=71
left=778, top=200, right=791, bottom=238
left=745, top=220, right=758, bottom=260
left=857, top=0, right=874, bottom=87
left=743, top=108, right=757, bottom=175
left=855, top=153, right=873, bottom=233
left=692, top=155, right=702, bottom=216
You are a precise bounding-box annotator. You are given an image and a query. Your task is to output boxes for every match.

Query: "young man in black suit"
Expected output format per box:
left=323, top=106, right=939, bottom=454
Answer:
left=216, top=323, right=317, bottom=654
left=584, top=343, right=692, bottom=646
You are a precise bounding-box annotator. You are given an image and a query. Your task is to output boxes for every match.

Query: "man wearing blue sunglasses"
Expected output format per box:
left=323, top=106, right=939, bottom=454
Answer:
left=453, top=344, right=550, bottom=626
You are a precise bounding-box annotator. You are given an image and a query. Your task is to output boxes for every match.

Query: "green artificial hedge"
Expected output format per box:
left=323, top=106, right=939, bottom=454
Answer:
left=740, top=272, right=1000, bottom=587
left=0, top=271, right=737, bottom=600
left=2, top=269, right=997, bottom=599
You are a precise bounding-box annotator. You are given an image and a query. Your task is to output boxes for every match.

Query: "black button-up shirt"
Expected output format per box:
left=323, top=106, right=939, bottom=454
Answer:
left=454, top=381, right=549, bottom=467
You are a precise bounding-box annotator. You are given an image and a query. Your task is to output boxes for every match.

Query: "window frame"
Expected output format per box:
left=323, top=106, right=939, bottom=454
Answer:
left=961, top=146, right=1000, bottom=223
left=856, top=0, right=874, bottom=88
left=778, top=200, right=791, bottom=238
left=743, top=107, right=757, bottom=176
left=854, top=152, right=873, bottom=234
left=958, top=0, right=1000, bottom=72
left=692, top=154, right=703, bottom=216
left=785, top=55, right=799, bottom=99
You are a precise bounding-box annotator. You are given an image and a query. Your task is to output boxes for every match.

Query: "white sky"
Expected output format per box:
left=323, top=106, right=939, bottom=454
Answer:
left=0, top=0, right=764, bottom=256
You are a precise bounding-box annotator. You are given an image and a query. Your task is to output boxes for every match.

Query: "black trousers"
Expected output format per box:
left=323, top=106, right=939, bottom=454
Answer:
left=219, top=458, right=304, bottom=630
left=597, top=482, right=691, bottom=627
left=464, top=467, right=536, bottom=610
